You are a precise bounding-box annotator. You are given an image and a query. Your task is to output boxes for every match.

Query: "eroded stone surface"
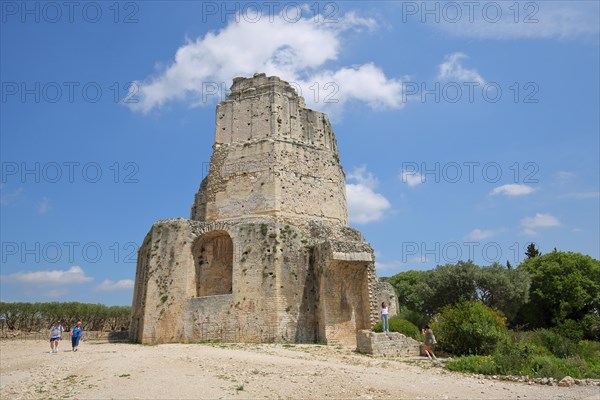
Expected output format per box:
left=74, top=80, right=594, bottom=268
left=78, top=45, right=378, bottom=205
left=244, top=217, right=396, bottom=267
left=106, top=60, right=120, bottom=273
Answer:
left=375, top=281, right=399, bottom=319
left=131, top=74, right=392, bottom=346
left=356, top=330, right=421, bottom=357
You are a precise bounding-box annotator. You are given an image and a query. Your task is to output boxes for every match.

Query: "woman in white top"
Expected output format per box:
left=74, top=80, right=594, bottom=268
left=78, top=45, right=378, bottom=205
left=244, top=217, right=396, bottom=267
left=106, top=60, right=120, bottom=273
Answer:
left=381, top=302, right=389, bottom=332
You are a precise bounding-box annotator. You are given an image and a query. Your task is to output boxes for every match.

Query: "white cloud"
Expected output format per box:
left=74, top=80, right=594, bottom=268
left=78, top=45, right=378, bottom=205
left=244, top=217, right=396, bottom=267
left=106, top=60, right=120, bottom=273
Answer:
left=300, top=64, right=405, bottom=119
left=0, top=187, right=23, bottom=205
left=94, top=279, right=135, bottom=291
left=465, top=229, right=497, bottom=241
left=129, top=11, right=404, bottom=117
left=490, top=184, right=536, bottom=197
left=521, top=213, right=561, bottom=236
left=430, top=2, right=599, bottom=40
left=399, top=170, right=424, bottom=188
left=37, top=197, right=50, bottom=214
left=438, top=53, right=485, bottom=85
left=346, top=166, right=391, bottom=224
left=0, top=266, right=93, bottom=286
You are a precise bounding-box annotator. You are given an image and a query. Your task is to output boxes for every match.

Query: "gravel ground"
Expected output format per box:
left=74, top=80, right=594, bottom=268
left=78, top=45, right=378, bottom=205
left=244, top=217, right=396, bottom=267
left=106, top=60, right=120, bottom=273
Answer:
left=1, top=340, right=598, bottom=399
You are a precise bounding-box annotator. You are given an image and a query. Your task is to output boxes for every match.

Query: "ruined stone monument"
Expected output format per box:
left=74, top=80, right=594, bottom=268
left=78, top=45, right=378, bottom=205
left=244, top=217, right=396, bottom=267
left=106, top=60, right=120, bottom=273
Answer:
left=130, top=73, right=387, bottom=346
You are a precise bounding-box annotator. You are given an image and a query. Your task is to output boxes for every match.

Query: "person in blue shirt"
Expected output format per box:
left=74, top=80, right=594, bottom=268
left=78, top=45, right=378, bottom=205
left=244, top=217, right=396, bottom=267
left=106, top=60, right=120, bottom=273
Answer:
left=70, top=321, right=84, bottom=352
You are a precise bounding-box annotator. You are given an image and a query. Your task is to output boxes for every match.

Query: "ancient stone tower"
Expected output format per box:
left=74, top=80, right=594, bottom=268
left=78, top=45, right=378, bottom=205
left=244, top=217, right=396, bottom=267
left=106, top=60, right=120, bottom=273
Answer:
left=130, top=73, right=378, bottom=345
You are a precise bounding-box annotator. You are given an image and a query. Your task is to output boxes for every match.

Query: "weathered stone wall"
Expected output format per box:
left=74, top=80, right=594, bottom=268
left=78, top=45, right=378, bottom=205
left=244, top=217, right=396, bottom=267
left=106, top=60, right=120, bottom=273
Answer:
left=216, top=74, right=337, bottom=151
left=130, top=219, right=197, bottom=344
left=132, top=74, right=378, bottom=347
left=191, top=73, right=347, bottom=225
left=193, top=232, right=233, bottom=297
left=375, top=281, right=399, bottom=320
left=130, top=217, right=376, bottom=345
left=356, top=330, right=421, bottom=357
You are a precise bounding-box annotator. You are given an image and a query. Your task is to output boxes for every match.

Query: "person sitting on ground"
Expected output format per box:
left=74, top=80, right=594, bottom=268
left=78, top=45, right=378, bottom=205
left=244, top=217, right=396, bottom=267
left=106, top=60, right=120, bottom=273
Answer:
left=422, top=325, right=437, bottom=360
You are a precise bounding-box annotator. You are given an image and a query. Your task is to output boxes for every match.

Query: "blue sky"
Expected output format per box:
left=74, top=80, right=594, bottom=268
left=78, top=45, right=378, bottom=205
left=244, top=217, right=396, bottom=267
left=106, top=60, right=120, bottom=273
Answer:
left=1, top=1, right=598, bottom=306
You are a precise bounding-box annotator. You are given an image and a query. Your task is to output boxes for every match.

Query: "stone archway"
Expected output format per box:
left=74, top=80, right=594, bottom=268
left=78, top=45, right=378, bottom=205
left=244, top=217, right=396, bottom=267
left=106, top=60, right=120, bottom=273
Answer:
left=192, top=231, right=233, bottom=297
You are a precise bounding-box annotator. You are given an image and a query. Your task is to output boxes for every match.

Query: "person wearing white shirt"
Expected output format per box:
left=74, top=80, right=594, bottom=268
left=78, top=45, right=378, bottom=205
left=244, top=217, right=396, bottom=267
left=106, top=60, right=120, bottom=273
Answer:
left=380, top=302, right=389, bottom=333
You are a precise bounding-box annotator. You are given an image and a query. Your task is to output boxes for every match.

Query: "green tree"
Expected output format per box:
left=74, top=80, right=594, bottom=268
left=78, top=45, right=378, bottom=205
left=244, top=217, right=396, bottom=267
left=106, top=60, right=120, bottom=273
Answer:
left=476, top=263, right=530, bottom=323
left=432, top=301, right=507, bottom=355
left=0, top=302, right=131, bottom=333
left=525, top=243, right=541, bottom=259
left=517, top=252, right=600, bottom=335
left=382, top=270, right=427, bottom=312
left=385, top=261, right=530, bottom=323
left=418, top=261, right=479, bottom=315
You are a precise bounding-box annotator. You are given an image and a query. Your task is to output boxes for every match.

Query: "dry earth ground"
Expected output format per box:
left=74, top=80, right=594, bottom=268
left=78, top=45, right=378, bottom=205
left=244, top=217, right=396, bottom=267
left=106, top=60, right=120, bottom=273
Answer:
left=1, top=340, right=598, bottom=399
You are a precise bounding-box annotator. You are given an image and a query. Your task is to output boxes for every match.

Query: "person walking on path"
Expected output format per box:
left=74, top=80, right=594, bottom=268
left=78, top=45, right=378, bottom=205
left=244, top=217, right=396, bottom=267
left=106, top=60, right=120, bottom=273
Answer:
left=422, top=325, right=437, bottom=359
left=48, top=321, right=64, bottom=353
left=70, top=321, right=84, bottom=352
left=381, top=302, right=389, bottom=333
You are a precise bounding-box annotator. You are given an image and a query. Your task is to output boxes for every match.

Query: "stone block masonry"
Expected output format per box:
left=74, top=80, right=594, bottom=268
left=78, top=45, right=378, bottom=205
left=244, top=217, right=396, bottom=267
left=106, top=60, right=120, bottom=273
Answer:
left=356, top=330, right=421, bottom=357
left=131, top=74, right=397, bottom=346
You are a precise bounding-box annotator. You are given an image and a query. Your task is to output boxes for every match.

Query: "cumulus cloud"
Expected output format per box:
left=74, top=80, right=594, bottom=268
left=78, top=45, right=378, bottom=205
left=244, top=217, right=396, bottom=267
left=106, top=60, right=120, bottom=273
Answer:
left=521, top=213, right=561, bottom=236
left=399, top=169, right=424, bottom=187
left=490, top=184, right=536, bottom=197
left=95, top=279, right=135, bottom=291
left=301, top=64, right=405, bottom=118
left=346, top=166, right=391, bottom=224
left=465, top=229, right=497, bottom=241
left=429, top=2, right=599, bottom=40
left=438, top=53, right=485, bottom=85
left=0, top=266, right=93, bottom=286
left=129, top=10, right=404, bottom=117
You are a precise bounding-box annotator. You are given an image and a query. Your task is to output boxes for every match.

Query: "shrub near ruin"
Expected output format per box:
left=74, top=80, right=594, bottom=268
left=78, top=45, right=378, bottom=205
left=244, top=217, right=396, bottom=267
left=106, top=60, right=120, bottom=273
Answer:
left=372, top=316, right=421, bottom=341
left=432, top=301, right=507, bottom=356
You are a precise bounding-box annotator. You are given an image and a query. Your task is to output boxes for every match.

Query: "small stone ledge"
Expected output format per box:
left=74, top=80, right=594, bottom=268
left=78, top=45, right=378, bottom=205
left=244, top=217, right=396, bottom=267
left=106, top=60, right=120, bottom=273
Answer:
left=356, top=330, right=420, bottom=357
left=332, top=252, right=373, bottom=262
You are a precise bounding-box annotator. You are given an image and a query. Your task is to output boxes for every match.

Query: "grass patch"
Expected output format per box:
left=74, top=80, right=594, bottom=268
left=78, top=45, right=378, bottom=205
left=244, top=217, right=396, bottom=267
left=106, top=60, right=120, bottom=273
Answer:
left=447, top=355, right=498, bottom=375
left=63, top=374, right=78, bottom=383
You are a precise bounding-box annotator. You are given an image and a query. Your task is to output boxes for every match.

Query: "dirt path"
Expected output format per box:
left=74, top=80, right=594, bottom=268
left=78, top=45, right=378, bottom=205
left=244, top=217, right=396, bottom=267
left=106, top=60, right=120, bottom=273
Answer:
left=1, top=340, right=598, bottom=399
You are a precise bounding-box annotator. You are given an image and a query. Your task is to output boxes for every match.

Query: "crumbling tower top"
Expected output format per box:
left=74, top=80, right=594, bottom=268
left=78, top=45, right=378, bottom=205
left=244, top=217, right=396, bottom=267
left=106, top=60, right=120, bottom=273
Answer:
left=214, top=73, right=336, bottom=151
left=192, top=73, right=348, bottom=226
